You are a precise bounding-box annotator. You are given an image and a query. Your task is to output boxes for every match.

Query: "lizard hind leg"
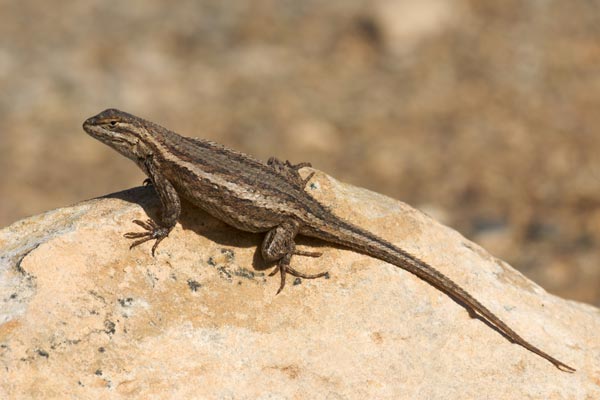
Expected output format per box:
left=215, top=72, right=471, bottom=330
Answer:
left=262, top=220, right=328, bottom=294
left=267, top=157, right=315, bottom=188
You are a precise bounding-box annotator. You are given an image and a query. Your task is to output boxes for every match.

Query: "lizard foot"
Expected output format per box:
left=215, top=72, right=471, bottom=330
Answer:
left=270, top=253, right=329, bottom=295
left=267, top=157, right=315, bottom=188
left=124, top=219, right=171, bottom=256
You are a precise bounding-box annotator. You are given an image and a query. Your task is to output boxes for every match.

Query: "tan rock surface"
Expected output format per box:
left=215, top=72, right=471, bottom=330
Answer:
left=0, top=172, right=597, bottom=399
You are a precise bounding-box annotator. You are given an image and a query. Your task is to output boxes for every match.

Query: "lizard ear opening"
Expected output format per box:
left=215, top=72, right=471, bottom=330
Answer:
left=133, top=138, right=152, bottom=157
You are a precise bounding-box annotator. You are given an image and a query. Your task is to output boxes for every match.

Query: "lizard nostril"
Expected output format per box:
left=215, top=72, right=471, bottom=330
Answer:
left=83, top=116, right=97, bottom=126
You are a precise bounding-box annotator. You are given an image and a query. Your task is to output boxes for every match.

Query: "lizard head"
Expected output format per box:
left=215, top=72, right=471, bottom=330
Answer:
left=83, top=108, right=152, bottom=161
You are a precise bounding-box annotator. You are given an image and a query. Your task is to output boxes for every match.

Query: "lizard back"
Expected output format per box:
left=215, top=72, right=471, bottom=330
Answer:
left=142, top=121, right=332, bottom=232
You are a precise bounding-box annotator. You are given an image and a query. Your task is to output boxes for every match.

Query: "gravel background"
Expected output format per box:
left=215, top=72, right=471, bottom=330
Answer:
left=1, top=1, right=599, bottom=304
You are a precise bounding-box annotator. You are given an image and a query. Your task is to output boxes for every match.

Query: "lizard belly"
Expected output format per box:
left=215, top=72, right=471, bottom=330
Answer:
left=198, top=200, right=278, bottom=233
left=179, top=185, right=280, bottom=232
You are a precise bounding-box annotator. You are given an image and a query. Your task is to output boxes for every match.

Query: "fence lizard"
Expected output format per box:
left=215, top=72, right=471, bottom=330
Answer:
left=83, top=108, right=575, bottom=372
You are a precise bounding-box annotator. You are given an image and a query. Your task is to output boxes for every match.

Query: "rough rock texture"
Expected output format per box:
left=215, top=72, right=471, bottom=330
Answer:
left=0, top=171, right=597, bottom=399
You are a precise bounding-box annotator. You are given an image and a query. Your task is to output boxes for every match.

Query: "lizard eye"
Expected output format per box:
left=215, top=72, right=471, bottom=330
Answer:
left=105, top=120, right=119, bottom=129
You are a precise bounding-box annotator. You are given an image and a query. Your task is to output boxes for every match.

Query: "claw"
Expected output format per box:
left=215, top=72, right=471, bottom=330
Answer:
left=285, top=265, right=328, bottom=280
left=129, top=236, right=154, bottom=249
left=124, top=231, right=151, bottom=239
left=289, top=161, right=312, bottom=170
left=151, top=236, right=166, bottom=256
left=294, top=249, right=322, bottom=258
left=276, top=265, right=286, bottom=295
left=302, top=171, right=315, bottom=186
left=132, top=219, right=157, bottom=231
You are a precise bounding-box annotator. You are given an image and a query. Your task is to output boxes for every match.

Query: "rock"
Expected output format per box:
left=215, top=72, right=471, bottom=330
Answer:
left=0, top=172, right=597, bottom=399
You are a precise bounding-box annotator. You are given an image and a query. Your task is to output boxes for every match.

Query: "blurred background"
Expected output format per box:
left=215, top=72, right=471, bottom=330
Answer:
left=0, top=0, right=599, bottom=305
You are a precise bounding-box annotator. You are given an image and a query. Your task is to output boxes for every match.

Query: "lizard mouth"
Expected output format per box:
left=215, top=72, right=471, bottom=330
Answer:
left=82, top=118, right=100, bottom=134
left=82, top=121, right=136, bottom=149
left=82, top=121, right=107, bottom=139
left=82, top=115, right=103, bottom=131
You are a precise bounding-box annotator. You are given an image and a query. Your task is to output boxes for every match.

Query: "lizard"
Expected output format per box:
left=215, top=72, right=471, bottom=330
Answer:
left=82, top=108, right=575, bottom=372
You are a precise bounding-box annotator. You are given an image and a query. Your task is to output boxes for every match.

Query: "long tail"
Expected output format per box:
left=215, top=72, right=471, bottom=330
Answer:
left=302, top=217, right=575, bottom=372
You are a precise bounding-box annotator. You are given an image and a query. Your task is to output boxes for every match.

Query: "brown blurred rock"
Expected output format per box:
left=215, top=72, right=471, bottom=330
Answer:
left=0, top=174, right=596, bottom=399
left=372, top=0, right=466, bottom=55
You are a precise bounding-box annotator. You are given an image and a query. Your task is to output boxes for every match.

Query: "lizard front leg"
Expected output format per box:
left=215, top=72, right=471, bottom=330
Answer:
left=261, top=220, right=327, bottom=294
left=267, top=157, right=315, bottom=188
left=124, top=158, right=181, bottom=255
